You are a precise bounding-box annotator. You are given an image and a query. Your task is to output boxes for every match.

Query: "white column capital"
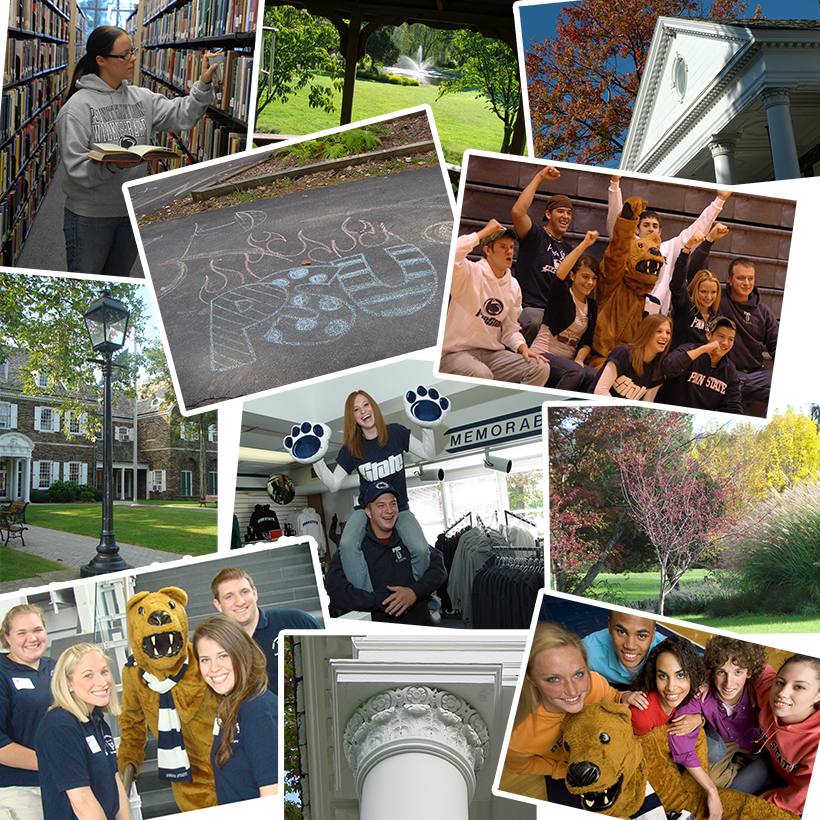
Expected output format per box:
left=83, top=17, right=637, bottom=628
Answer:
left=343, top=686, right=490, bottom=798
left=761, top=86, right=791, bottom=108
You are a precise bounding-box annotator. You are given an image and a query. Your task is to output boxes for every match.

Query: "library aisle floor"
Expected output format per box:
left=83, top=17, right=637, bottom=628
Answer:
left=17, top=162, right=144, bottom=277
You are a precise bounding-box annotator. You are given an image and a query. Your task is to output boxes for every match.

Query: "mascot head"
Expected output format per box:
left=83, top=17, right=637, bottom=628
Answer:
left=562, top=701, right=646, bottom=816
left=126, top=587, right=189, bottom=676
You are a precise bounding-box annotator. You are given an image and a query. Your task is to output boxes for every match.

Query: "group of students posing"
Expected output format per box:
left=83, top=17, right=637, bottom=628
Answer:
left=0, top=580, right=282, bottom=819
left=440, top=167, right=779, bottom=416
left=507, top=612, right=819, bottom=817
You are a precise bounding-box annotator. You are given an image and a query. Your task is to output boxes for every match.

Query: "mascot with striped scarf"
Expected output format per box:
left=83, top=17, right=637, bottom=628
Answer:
left=118, top=587, right=220, bottom=811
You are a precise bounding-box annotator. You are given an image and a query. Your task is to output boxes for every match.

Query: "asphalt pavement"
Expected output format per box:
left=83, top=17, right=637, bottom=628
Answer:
left=136, top=166, right=454, bottom=410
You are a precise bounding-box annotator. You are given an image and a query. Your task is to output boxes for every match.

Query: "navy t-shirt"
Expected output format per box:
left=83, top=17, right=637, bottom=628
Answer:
left=0, top=653, right=56, bottom=787
left=513, top=221, right=573, bottom=308
left=595, top=345, right=663, bottom=400
left=35, top=707, right=119, bottom=820
left=336, top=423, right=412, bottom=510
left=211, top=690, right=278, bottom=805
left=253, top=608, right=320, bottom=695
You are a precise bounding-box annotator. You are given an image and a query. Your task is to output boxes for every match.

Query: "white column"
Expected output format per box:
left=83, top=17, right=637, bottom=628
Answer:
left=761, top=87, right=801, bottom=180
left=8, top=457, right=18, bottom=500
left=343, top=687, right=490, bottom=820
left=21, top=458, right=30, bottom=503
left=709, top=134, right=740, bottom=184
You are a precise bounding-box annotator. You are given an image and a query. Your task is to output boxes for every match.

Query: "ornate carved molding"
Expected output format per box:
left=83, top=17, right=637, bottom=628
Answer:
left=342, top=686, right=490, bottom=797
left=761, top=86, right=791, bottom=108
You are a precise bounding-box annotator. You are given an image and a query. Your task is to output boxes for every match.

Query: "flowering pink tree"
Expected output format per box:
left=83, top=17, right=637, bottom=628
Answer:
left=616, top=434, right=758, bottom=615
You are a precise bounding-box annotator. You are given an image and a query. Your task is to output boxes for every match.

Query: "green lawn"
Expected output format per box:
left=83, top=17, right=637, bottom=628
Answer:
left=25, top=504, right=217, bottom=556
left=592, top=570, right=712, bottom=601
left=255, top=74, right=507, bottom=165
left=675, top=613, right=820, bottom=634
left=0, top=546, right=64, bottom=583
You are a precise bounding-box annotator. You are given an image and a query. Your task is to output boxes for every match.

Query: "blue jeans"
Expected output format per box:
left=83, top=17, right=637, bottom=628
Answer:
left=64, top=209, right=139, bottom=276
left=542, top=353, right=598, bottom=392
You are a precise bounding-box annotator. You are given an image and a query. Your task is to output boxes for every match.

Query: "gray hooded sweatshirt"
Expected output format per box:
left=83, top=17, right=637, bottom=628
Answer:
left=55, top=74, right=213, bottom=217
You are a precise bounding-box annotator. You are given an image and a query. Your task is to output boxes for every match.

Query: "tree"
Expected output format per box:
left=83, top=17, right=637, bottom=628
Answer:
left=365, top=27, right=399, bottom=70
left=255, top=6, right=341, bottom=123
left=525, top=0, right=746, bottom=163
left=757, top=407, right=820, bottom=492
left=617, top=429, right=763, bottom=615
left=0, top=274, right=145, bottom=428
left=141, top=339, right=217, bottom=500
left=548, top=405, right=688, bottom=595
left=437, top=31, right=521, bottom=153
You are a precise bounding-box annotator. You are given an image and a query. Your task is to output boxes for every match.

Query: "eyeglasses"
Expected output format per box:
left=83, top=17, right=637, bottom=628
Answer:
left=107, top=48, right=138, bottom=60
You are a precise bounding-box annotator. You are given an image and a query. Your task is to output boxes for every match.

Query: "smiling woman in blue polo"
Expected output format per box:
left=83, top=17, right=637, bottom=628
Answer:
left=193, top=616, right=278, bottom=804
left=34, top=643, right=128, bottom=820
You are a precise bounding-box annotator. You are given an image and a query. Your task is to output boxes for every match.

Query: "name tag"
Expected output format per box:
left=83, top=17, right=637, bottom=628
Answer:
left=213, top=718, right=221, bottom=736
left=86, top=735, right=102, bottom=754
left=12, top=677, right=34, bottom=690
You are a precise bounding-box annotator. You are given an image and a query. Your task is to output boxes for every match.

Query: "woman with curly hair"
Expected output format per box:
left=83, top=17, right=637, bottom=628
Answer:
left=628, top=633, right=708, bottom=736
left=506, top=621, right=646, bottom=806
left=667, top=636, right=768, bottom=820
left=193, top=616, right=278, bottom=804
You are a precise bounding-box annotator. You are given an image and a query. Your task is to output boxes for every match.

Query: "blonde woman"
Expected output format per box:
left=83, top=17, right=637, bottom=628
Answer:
left=0, top=604, right=55, bottom=820
left=34, top=644, right=130, bottom=820
left=506, top=621, right=645, bottom=805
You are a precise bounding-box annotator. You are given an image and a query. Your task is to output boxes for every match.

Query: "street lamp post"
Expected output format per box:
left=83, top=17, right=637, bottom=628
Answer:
left=81, top=289, right=134, bottom=577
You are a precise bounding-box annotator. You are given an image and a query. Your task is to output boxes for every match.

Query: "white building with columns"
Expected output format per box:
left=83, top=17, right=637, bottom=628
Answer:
left=620, top=18, right=820, bottom=183
left=290, top=633, right=536, bottom=820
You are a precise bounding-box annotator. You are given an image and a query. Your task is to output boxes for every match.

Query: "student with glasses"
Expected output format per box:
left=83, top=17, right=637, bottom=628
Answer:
left=56, top=26, right=219, bottom=276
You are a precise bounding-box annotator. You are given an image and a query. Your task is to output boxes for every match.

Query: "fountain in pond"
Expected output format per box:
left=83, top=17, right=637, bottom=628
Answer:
left=387, top=46, right=448, bottom=85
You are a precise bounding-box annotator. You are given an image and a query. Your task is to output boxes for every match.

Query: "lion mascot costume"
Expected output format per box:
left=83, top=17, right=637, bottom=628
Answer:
left=588, top=196, right=664, bottom=370
left=561, top=701, right=798, bottom=819
left=118, top=587, right=220, bottom=812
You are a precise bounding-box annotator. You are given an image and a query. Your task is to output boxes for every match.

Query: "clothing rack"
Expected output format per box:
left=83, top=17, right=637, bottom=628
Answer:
left=505, top=510, right=537, bottom=529
left=445, top=511, right=472, bottom=534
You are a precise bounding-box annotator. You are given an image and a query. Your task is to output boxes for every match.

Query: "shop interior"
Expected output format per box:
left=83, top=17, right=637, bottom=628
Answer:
left=235, top=357, right=561, bottom=629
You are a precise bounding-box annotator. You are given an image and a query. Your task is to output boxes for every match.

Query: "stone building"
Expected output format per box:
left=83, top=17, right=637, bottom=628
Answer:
left=0, top=350, right=217, bottom=502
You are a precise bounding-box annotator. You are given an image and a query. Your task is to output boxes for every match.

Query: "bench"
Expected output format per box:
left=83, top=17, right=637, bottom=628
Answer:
left=0, top=501, right=28, bottom=546
left=199, top=495, right=218, bottom=507
left=1, top=500, right=28, bottom=523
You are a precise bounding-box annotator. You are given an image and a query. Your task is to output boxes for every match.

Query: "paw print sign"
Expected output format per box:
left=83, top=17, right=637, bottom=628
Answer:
left=404, top=386, right=450, bottom=428
left=284, top=422, right=331, bottom=464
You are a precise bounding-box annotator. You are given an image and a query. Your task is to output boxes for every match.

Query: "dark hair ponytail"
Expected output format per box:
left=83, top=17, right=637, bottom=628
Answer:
left=63, top=26, right=128, bottom=103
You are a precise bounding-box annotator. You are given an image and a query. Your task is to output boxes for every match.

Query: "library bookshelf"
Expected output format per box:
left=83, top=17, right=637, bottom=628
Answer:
left=0, top=0, right=255, bottom=267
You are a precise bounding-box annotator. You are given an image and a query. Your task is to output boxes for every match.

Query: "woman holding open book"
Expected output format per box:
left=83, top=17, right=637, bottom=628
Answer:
left=55, top=26, right=219, bottom=276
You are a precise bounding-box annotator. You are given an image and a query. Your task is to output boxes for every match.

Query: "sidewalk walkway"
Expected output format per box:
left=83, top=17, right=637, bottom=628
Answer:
left=0, top=523, right=181, bottom=594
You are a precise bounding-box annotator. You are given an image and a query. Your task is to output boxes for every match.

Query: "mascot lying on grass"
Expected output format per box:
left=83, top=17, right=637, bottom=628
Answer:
left=588, top=197, right=664, bottom=370
left=561, top=701, right=797, bottom=820
left=118, top=587, right=220, bottom=812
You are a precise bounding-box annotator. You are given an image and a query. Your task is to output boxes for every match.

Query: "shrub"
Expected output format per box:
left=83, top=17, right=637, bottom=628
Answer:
left=731, top=480, right=820, bottom=608
left=29, top=490, right=49, bottom=503
left=76, top=484, right=102, bottom=502
left=662, top=576, right=726, bottom=616
left=46, top=480, right=79, bottom=503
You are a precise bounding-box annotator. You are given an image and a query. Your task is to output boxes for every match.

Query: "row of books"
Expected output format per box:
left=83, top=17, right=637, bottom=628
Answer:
left=8, top=0, right=69, bottom=35
left=0, top=134, right=57, bottom=258
left=140, top=48, right=252, bottom=122
left=1, top=109, right=56, bottom=194
left=143, top=0, right=257, bottom=39
left=152, top=113, right=245, bottom=163
left=1, top=71, right=64, bottom=144
left=4, top=38, right=68, bottom=85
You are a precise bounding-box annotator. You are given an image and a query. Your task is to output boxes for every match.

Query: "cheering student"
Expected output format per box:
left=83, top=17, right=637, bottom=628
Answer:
left=56, top=26, right=219, bottom=276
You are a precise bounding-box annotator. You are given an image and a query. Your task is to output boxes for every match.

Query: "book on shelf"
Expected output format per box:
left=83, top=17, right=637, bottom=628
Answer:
left=87, top=143, right=181, bottom=161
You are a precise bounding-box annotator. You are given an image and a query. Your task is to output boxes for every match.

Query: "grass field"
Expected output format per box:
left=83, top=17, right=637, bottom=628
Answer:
left=25, top=504, right=217, bottom=556
left=593, top=570, right=712, bottom=601
left=255, top=74, right=507, bottom=165
left=0, top=546, right=64, bottom=583
left=582, top=570, right=820, bottom=634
